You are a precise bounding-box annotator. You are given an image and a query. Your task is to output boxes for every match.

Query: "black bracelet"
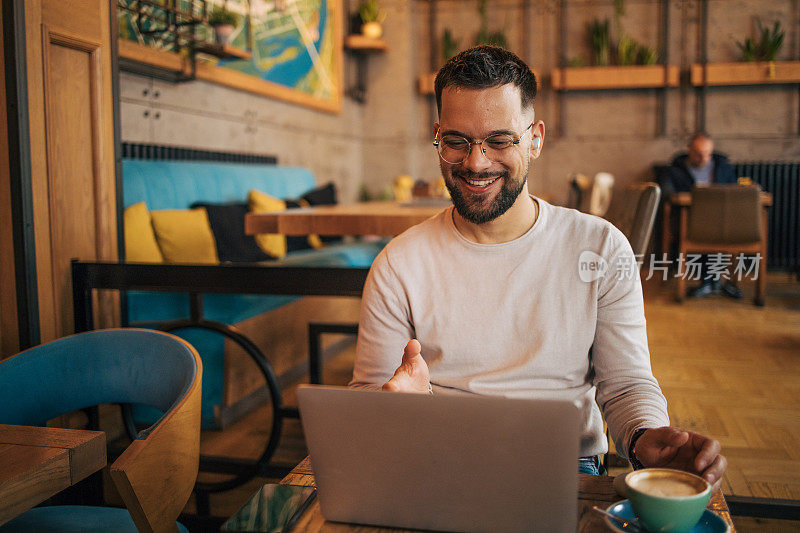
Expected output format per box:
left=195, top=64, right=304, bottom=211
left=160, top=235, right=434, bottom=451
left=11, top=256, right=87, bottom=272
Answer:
left=628, top=427, right=649, bottom=470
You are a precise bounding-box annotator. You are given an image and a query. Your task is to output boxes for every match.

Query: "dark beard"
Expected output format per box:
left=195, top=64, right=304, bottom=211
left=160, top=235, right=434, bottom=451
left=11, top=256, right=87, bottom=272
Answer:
left=446, top=167, right=527, bottom=224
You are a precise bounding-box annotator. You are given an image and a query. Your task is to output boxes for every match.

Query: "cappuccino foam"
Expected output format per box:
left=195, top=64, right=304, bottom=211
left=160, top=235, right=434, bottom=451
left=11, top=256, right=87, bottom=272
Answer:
left=629, top=474, right=703, bottom=498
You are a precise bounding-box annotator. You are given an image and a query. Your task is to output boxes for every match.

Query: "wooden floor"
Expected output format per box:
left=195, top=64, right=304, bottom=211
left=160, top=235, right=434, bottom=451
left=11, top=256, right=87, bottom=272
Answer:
left=642, top=273, right=800, bottom=532
left=644, top=274, right=800, bottom=503
left=189, top=272, right=800, bottom=531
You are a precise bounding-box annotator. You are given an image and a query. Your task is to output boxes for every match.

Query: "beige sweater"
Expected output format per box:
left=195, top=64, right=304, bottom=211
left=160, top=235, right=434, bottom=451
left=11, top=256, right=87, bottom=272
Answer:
left=351, top=198, right=669, bottom=458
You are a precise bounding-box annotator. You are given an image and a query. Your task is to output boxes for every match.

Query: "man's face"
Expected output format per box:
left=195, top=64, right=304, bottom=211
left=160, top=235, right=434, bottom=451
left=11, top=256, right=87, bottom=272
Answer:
left=688, top=137, right=713, bottom=168
left=436, top=84, right=536, bottom=225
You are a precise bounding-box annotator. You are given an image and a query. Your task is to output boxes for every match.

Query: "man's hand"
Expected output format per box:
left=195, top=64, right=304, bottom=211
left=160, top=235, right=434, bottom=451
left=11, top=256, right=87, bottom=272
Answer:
left=634, top=427, right=727, bottom=493
left=382, top=339, right=431, bottom=394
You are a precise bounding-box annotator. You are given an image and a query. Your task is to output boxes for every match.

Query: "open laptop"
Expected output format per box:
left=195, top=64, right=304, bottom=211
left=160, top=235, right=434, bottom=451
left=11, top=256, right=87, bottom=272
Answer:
left=297, top=385, right=580, bottom=533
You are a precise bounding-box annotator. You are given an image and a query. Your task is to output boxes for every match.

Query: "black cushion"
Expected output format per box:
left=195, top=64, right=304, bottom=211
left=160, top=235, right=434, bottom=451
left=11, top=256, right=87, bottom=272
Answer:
left=191, top=202, right=274, bottom=262
left=299, top=183, right=342, bottom=244
left=301, top=182, right=337, bottom=206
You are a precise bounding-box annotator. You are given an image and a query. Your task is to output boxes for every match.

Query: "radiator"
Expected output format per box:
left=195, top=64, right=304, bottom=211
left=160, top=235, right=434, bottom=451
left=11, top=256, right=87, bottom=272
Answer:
left=733, top=162, right=800, bottom=272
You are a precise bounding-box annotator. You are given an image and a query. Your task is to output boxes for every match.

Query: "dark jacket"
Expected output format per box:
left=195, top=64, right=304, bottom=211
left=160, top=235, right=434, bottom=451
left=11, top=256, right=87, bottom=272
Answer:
left=656, top=153, right=737, bottom=197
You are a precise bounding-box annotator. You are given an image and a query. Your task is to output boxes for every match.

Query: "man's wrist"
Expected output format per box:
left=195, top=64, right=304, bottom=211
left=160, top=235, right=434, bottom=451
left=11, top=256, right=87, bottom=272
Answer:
left=628, top=427, right=649, bottom=470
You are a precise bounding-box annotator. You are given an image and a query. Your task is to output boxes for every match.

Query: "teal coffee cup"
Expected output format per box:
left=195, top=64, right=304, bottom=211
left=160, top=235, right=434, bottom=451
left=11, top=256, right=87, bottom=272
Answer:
left=625, top=468, right=712, bottom=533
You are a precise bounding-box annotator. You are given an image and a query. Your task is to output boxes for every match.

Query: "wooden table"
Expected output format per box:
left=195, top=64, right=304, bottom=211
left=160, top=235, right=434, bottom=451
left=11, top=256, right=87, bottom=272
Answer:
left=280, top=457, right=735, bottom=532
left=660, top=191, right=773, bottom=258
left=244, top=201, right=448, bottom=236
left=0, top=424, right=106, bottom=526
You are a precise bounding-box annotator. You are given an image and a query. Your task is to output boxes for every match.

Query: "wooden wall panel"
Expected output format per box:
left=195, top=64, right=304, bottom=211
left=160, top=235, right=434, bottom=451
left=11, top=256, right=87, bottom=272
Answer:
left=26, top=1, right=119, bottom=341
left=42, top=35, right=101, bottom=335
left=42, top=0, right=103, bottom=41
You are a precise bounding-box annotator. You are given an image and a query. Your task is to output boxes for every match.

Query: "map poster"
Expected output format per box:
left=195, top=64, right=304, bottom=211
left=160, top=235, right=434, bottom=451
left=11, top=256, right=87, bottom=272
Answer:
left=118, top=0, right=343, bottom=113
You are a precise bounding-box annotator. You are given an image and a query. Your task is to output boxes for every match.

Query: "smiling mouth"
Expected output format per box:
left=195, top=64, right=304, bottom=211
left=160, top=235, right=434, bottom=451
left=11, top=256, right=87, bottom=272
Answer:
left=462, top=176, right=500, bottom=188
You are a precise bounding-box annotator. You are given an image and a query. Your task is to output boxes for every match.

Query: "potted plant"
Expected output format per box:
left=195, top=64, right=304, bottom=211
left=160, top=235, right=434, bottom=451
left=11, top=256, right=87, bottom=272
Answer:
left=208, top=5, right=237, bottom=46
left=736, top=20, right=784, bottom=62
left=358, top=0, right=386, bottom=39
left=692, top=19, right=794, bottom=86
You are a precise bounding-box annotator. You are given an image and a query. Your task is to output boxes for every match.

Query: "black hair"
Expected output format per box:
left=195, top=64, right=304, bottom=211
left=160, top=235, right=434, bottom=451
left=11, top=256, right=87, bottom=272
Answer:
left=434, top=46, right=538, bottom=114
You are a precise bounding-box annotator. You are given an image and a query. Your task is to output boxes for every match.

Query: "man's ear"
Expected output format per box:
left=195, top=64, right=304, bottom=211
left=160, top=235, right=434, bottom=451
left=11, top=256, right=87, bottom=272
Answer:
left=530, top=121, right=545, bottom=159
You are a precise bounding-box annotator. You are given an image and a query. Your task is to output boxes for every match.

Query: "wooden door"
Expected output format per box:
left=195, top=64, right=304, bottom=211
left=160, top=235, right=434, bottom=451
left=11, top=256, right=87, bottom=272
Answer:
left=24, top=0, right=118, bottom=341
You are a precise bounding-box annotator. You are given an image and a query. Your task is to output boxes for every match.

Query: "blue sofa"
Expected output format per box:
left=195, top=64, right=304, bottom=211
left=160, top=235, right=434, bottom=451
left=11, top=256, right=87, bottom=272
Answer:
left=122, top=159, right=385, bottom=428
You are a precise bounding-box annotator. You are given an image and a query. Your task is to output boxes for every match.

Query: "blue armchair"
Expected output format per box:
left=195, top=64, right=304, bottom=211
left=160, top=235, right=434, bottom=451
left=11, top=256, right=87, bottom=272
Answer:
left=0, top=329, right=202, bottom=533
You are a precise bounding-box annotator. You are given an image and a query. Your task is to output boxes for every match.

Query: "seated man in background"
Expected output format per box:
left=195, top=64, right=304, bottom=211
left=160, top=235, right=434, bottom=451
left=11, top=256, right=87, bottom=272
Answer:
left=661, top=132, right=737, bottom=195
left=351, top=46, right=727, bottom=490
left=659, top=133, right=741, bottom=298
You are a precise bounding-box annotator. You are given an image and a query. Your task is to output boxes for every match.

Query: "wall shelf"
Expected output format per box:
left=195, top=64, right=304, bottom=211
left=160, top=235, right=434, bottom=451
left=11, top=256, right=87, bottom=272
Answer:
left=693, top=0, right=800, bottom=133
left=554, top=0, right=673, bottom=136
left=690, top=61, right=800, bottom=86
left=344, top=34, right=388, bottom=53
left=551, top=65, right=680, bottom=90
left=194, top=42, right=252, bottom=61
left=344, top=34, right=388, bottom=104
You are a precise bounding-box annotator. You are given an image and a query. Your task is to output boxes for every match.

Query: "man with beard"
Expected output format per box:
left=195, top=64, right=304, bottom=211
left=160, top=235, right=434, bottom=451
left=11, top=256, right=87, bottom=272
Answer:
left=350, top=46, right=727, bottom=487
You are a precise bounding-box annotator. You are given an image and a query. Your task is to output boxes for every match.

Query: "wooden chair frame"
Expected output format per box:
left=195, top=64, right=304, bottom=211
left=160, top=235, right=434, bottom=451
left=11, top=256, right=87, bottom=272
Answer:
left=676, top=201, right=768, bottom=306
left=109, top=332, right=202, bottom=533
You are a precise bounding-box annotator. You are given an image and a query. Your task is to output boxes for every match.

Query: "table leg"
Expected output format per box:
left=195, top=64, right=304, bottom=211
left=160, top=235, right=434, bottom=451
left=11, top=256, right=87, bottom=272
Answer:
left=307, top=323, right=359, bottom=385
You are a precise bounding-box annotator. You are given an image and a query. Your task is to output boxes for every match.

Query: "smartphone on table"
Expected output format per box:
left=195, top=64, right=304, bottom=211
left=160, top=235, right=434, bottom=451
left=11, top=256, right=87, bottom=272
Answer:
left=221, top=483, right=317, bottom=533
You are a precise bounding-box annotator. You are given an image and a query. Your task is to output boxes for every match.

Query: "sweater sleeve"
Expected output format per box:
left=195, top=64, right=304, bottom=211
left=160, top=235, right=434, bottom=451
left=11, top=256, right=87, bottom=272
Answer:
left=592, top=227, right=670, bottom=458
left=349, top=249, right=416, bottom=390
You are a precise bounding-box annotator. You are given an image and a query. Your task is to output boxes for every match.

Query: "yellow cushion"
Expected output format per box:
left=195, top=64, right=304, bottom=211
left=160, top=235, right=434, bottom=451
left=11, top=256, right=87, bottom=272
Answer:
left=247, top=189, right=287, bottom=258
left=297, top=198, right=324, bottom=250
left=123, top=202, right=164, bottom=263
left=150, top=208, right=219, bottom=264
left=307, top=233, right=324, bottom=249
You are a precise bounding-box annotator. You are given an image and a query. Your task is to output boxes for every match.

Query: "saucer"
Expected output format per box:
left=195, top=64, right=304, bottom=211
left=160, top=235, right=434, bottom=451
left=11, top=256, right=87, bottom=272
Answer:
left=603, top=500, right=730, bottom=533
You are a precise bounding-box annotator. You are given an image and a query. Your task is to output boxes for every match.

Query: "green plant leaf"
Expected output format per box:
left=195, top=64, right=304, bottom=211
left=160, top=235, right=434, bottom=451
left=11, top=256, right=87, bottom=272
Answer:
left=475, top=29, right=507, bottom=48
left=588, top=19, right=610, bottom=66
left=638, top=44, right=658, bottom=65
left=208, top=5, right=237, bottom=27
left=474, top=0, right=506, bottom=48
left=738, top=19, right=784, bottom=62
left=358, top=0, right=385, bottom=24
left=567, top=56, right=584, bottom=68
left=617, top=36, right=637, bottom=66
left=442, top=28, right=460, bottom=62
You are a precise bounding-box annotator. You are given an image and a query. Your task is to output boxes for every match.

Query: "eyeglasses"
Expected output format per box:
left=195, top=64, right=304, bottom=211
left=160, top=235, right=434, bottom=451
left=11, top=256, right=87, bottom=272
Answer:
left=433, top=123, right=533, bottom=165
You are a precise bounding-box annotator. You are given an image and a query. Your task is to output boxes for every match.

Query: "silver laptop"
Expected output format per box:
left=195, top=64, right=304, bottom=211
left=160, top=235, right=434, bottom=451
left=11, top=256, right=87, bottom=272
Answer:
left=297, top=385, right=580, bottom=533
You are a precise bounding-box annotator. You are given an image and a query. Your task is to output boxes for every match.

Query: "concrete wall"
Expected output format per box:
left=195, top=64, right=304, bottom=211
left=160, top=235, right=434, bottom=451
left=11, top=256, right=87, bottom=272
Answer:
left=120, top=0, right=800, bottom=204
